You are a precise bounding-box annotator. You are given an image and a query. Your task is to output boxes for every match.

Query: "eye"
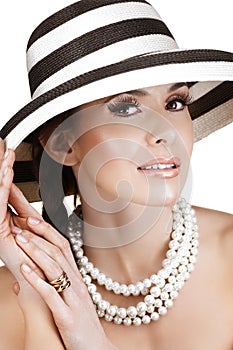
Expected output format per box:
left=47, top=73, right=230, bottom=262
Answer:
left=107, top=96, right=142, bottom=117
left=166, top=94, right=192, bottom=112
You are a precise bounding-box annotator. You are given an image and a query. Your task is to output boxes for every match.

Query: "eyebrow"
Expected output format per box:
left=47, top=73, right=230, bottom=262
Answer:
left=105, top=82, right=188, bottom=102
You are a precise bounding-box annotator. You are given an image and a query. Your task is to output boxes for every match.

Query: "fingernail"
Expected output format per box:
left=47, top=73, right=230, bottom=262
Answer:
left=12, top=226, right=23, bottom=234
left=28, top=217, right=40, bottom=225
left=16, top=234, right=28, bottom=243
left=4, top=150, right=9, bottom=159
left=21, top=264, right=31, bottom=273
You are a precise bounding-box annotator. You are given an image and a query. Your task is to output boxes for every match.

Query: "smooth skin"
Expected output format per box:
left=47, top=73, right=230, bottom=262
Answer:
left=0, top=83, right=233, bottom=350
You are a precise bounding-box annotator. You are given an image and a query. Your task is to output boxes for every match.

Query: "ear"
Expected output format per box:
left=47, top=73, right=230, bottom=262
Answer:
left=39, top=128, right=80, bottom=166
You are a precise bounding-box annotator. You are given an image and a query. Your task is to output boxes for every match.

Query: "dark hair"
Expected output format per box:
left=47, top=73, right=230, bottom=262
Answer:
left=31, top=108, right=79, bottom=236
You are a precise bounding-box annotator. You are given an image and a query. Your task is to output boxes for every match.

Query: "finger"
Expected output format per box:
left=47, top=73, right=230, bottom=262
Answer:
left=0, top=138, right=6, bottom=158
left=14, top=228, right=81, bottom=305
left=0, top=150, right=15, bottom=223
left=20, top=264, right=70, bottom=322
left=26, top=217, right=78, bottom=272
left=14, top=228, right=76, bottom=283
left=9, top=183, right=43, bottom=220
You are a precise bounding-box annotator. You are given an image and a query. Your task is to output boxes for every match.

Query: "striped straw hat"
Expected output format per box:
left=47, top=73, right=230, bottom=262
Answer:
left=1, top=0, right=233, bottom=202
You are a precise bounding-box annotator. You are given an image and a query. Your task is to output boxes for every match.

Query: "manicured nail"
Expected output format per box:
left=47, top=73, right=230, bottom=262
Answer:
left=4, top=150, right=9, bottom=159
left=12, top=226, right=23, bottom=234
left=16, top=234, right=28, bottom=243
left=28, top=217, right=41, bottom=225
left=21, top=264, right=31, bottom=273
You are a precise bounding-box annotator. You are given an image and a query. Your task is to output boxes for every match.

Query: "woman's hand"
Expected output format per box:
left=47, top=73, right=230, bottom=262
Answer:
left=14, top=218, right=117, bottom=350
left=0, top=139, right=65, bottom=349
left=0, top=138, right=43, bottom=289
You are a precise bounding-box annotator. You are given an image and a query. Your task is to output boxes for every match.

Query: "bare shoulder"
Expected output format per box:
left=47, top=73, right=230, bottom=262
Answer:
left=193, top=205, right=233, bottom=266
left=0, top=266, right=25, bottom=349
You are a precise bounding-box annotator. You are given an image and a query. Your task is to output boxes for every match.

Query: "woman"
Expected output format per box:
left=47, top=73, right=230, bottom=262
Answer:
left=0, top=1, right=232, bottom=349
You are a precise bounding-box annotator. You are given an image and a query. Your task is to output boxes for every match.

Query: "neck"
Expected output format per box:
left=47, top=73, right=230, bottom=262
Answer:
left=80, top=198, right=174, bottom=284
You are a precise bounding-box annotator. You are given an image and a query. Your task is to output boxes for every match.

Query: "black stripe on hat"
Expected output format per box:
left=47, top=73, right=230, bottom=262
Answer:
left=189, top=81, right=233, bottom=120
left=1, top=49, right=233, bottom=139
left=27, top=0, right=150, bottom=50
left=13, top=161, right=36, bottom=183
left=29, top=18, right=174, bottom=95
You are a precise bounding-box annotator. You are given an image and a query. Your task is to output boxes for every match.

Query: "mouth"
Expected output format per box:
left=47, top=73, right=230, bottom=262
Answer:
left=137, top=157, right=181, bottom=178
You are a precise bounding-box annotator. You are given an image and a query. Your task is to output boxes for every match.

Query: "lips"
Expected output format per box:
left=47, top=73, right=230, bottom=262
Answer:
left=137, top=157, right=181, bottom=178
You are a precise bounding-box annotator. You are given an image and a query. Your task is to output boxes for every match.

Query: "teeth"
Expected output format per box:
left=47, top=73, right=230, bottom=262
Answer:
left=139, top=163, right=176, bottom=170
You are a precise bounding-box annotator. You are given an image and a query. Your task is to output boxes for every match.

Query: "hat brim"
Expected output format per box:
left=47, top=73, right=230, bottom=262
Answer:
left=1, top=48, right=233, bottom=201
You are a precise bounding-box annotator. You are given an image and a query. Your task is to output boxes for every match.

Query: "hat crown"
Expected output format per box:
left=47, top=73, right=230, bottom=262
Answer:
left=26, top=0, right=178, bottom=98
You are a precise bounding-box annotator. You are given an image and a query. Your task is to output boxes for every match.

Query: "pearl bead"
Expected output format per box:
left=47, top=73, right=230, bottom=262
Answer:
left=165, top=299, right=173, bottom=308
left=123, top=317, right=132, bottom=326
left=105, top=278, right=113, bottom=289
left=170, top=290, right=179, bottom=299
left=141, top=288, right=149, bottom=296
left=127, top=306, right=137, bottom=318
left=98, top=300, right=109, bottom=311
left=90, top=267, right=99, bottom=279
left=97, top=273, right=106, bottom=285
left=133, top=317, right=142, bottom=326
left=114, top=316, right=122, bottom=325
left=143, top=278, right=152, bottom=288
left=120, top=284, right=128, bottom=294
left=150, top=286, right=161, bottom=297
left=80, top=256, right=88, bottom=265
left=145, top=295, right=155, bottom=305
left=105, top=314, right=113, bottom=322
left=158, top=306, right=167, bottom=315
left=136, top=302, right=147, bottom=313
left=127, top=284, right=136, bottom=294
left=150, top=274, right=159, bottom=284
left=135, top=281, right=144, bottom=292
left=142, top=315, right=151, bottom=324
left=161, top=292, right=169, bottom=300
left=147, top=305, right=155, bottom=314
left=87, top=283, right=97, bottom=294
left=97, top=310, right=105, bottom=318
left=187, top=263, right=194, bottom=272
left=83, top=275, right=92, bottom=285
left=92, top=292, right=102, bottom=303
left=107, top=305, right=118, bottom=317
left=75, top=248, right=84, bottom=258
left=154, top=299, right=162, bottom=308
left=112, top=281, right=120, bottom=292
left=151, top=312, right=160, bottom=321
left=157, top=277, right=165, bottom=288
left=168, top=275, right=176, bottom=283
left=158, top=269, right=169, bottom=279
left=117, top=307, right=127, bottom=319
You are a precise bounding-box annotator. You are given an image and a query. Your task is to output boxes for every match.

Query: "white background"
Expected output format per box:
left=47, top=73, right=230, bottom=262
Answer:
left=0, top=0, right=232, bottom=214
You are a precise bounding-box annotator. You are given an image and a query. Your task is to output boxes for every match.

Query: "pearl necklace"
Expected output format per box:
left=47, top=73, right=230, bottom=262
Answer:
left=67, top=198, right=199, bottom=326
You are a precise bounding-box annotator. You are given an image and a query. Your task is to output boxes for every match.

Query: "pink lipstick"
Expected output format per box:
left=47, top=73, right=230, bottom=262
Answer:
left=137, top=157, right=181, bottom=178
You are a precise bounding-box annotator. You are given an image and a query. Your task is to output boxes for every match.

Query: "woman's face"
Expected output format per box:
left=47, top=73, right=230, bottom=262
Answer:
left=67, top=82, right=194, bottom=208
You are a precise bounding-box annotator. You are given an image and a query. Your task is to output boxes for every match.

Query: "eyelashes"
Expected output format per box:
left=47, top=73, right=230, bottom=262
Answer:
left=107, top=96, right=141, bottom=117
left=107, top=92, right=193, bottom=117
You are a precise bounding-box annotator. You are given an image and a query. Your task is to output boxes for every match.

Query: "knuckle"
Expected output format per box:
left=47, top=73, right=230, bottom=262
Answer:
left=60, top=237, right=70, bottom=251
left=50, top=246, right=62, bottom=259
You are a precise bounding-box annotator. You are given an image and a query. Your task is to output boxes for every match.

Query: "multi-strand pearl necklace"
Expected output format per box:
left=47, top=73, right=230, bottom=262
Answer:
left=67, top=198, right=199, bottom=326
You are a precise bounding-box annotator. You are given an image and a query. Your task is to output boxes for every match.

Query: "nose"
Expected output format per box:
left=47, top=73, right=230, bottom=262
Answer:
left=146, top=132, right=168, bottom=146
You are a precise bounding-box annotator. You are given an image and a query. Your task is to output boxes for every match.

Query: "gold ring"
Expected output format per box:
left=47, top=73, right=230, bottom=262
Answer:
left=49, top=271, right=71, bottom=293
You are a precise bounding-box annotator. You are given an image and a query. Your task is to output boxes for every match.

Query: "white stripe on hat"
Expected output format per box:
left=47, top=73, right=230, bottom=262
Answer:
left=33, top=35, right=178, bottom=98
left=27, top=2, right=161, bottom=71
